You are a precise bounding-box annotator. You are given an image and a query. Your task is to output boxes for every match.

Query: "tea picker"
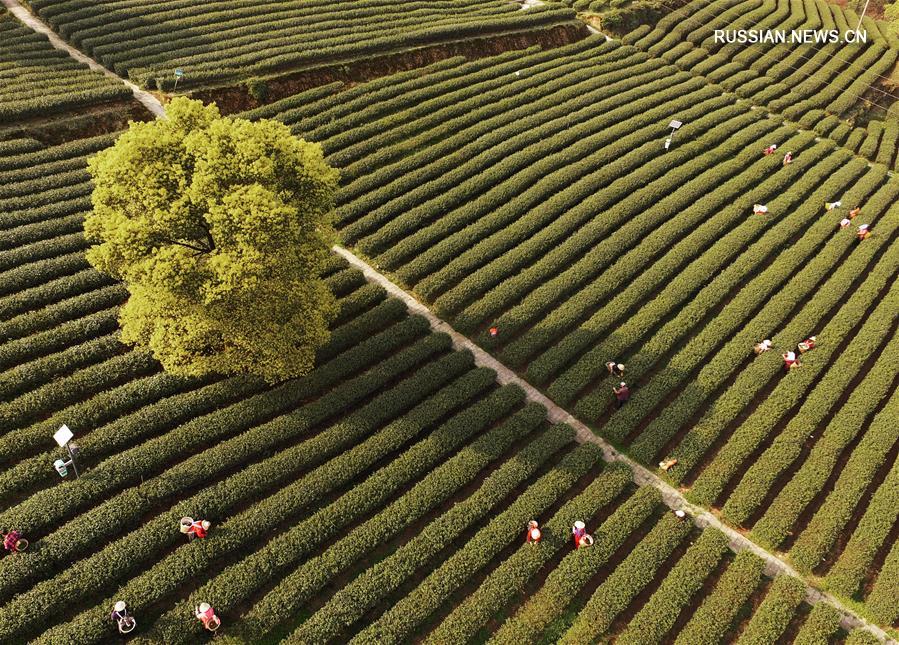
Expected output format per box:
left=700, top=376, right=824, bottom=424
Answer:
left=110, top=600, right=136, bottom=635
left=180, top=517, right=212, bottom=541
left=763, top=143, right=778, bottom=155
left=196, top=603, right=221, bottom=632
left=606, top=361, right=625, bottom=377
left=1, top=528, right=28, bottom=554
left=526, top=520, right=542, bottom=544
left=572, top=521, right=594, bottom=549
left=753, top=204, right=768, bottom=216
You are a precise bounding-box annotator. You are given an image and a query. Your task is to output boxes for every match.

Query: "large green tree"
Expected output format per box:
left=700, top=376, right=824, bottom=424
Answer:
left=85, top=97, right=340, bottom=382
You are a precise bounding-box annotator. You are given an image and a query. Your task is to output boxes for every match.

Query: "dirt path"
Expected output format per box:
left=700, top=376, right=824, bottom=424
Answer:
left=333, top=245, right=895, bottom=645
left=1, top=0, right=166, bottom=118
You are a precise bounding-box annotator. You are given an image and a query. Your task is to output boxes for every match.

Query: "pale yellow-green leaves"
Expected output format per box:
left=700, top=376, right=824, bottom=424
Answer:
left=85, top=97, right=339, bottom=382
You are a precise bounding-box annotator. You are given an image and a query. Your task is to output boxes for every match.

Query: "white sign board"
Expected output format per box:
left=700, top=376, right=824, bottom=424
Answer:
left=54, top=424, right=73, bottom=447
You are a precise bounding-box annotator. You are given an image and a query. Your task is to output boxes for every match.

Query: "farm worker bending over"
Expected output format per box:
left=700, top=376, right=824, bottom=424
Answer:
left=825, top=201, right=842, bottom=211
left=110, top=601, right=136, bottom=634
left=783, top=151, right=793, bottom=165
left=754, top=339, right=772, bottom=354
left=526, top=520, right=542, bottom=544
left=849, top=206, right=861, bottom=219
left=1, top=528, right=25, bottom=554
left=180, top=517, right=211, bottom=541
left=674, top=510, right=687, bottom=520
left=857, top=224, right=872, bottom=240
left=195, top=603, right=221, bottom=632
left=659, top=458, right=678, bottom=471
left=798, top=336, right=817, bottom=353
left=839, top=218, right=851, bottom=229
left=606, top=361, right=625, bottom=377
left=764, top=144, right=777, bottom=155
left=753, top=204, right=768, bottom=216
left=783, top=351, right=801, bottom=370
left=572, top=521, right=586, bottom=546
left=489, top=326, right=499, bottom=338
left=613, top=382, right=630, bottom=408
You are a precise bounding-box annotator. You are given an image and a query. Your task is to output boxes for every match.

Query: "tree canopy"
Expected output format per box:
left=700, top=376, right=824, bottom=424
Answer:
left=85, top=97, right=340, bottom=382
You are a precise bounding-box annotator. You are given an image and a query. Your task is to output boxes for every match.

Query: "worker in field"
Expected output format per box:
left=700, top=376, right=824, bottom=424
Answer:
left=840, top=218, right=851, bottom=229
left=180, top=517, right=211, bottom=541
left=659, top=457, right=678, bottom=471
left=754, top=339, right=772, bottom=354
left=526, top=520, right=542, bottom=544
left=798, top=336, right=817, bottom=353
left=825, top=201, right=842, bottom=211
left=572, top=521, right=586, bottom=546
left=613, top=382, right=630, bottom=408
left=783, top=151, right=793, bottom=165
left=489, top=326, right=499, bottom=338
left=1, top=528, right=26, bottom=554
left=606, top=361, right=625, bottom=377
left=195, top=603, right=221, bottom=632
left=849, top=206, right=861, bottom=219
left=110, top=601, right=136, bottom=634
left=753, top=204, right=768, bottom=216
left=783, top=351, right=801, bottom=370
left=674, top=510, right=687, bottom=520
left=857, top=224, right=872, bottom=240
left=764, top=144, right=777, bottom=155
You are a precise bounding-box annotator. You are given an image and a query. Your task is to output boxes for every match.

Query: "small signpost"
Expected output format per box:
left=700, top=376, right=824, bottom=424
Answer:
left=52, top=424, right=80, bottom=479
left=173, top=68, right=184, bottom=92
left=665, top=119, right=683, bottom=151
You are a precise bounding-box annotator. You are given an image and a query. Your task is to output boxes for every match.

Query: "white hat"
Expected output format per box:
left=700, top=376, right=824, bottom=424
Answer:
left=674, top=510, right=686, bottom=518
left=198, top=602, right=211, bottom=613
left=574, top=520, right=585, bottom=530
left=763, top=339, right=771, bottom=344
left=114, top=601, right=126, bottom=612
left=786, top=351, right=795, bottom=360
left=620, top=382, right=627, bottom=387
left=528, top=520, right=538, bottom=528
left=617, top=364, right=624, bottom=370
left=859, top=224, right=869, bottom=230
left=809, top=336, right=816, bottom=341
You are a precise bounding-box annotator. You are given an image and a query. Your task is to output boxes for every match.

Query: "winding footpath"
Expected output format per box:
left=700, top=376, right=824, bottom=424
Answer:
left=2, top=0, right=892, bottom=640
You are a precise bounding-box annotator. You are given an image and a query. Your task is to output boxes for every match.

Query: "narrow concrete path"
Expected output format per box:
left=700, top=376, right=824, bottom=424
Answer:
left=333, top=244, right=895, bottom=644
left=1, top=0, right=166, bottom=118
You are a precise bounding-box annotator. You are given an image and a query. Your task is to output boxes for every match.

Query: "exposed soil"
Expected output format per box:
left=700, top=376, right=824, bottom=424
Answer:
left=0, top=100, right=153, bottom=145
left=187, top=24, right=588, bottom=116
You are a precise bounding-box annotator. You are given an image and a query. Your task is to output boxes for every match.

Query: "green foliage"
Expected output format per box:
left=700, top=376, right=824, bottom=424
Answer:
left=735, top=575, right=806, bottom=645
left=84, top=97, right=340, bottom=382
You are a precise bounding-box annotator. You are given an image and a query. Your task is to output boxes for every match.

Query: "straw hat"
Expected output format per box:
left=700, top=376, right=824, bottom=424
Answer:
left=617, top=364, right=624, bottom=371
left=528, top=520, right=538, bottom=529
left=198, top=602, right=211, bottom=613
left=114, top=601, right=126, bottom=612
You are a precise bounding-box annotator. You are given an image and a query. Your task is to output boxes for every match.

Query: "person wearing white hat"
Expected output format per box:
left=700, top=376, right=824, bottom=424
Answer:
left=110, top=600, right=136, bottom=634
left=753, top=204, right=768, bottom=216
left=195, top=602, right=221, bottom=631
left=180, top=517, right=211, bottom=541
left=606, top=361, right=625, bottom=377
left=839, top=218, right=851, bottom=229
left=613, top=382, right=630, bottom=408
left=572, top=521, right=586, bottom=547
left=763, top=144, right=777, bottom=155
left=783, top=351, right=800, bottom=370
left=753, top=339, right=772, bottom=355
left=674, top=510, right=687, bottom=519
left=825, top=201, right=842, bottom=211
left=798, top=336, right=817, bottom=353
left=526, top=520, right=542, bottom=544
left=857, top=224, right=872, bottom=240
